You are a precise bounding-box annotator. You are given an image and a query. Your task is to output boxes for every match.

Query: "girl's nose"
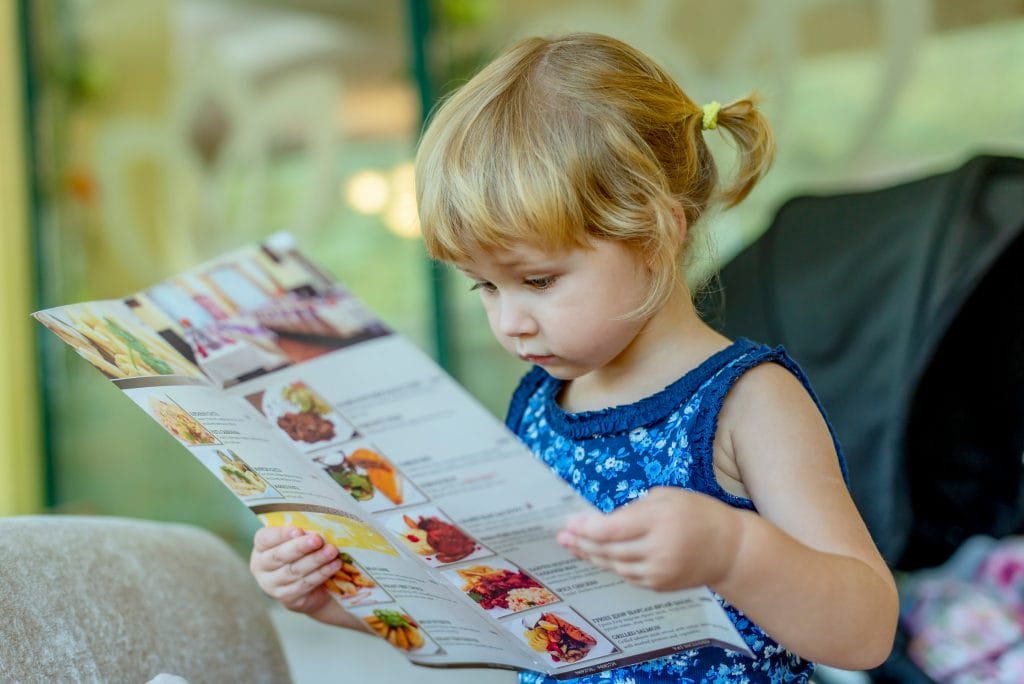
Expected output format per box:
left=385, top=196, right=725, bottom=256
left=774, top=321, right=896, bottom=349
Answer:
left=496, top=296, right=538, bottom=338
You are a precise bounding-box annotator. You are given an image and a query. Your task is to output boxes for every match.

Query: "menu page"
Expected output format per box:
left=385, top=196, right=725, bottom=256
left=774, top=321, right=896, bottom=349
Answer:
left=34, top=233, right=752, bottom=678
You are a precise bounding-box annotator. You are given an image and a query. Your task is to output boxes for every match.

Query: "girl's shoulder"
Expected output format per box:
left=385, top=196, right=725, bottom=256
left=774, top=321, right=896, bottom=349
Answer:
left=714, top=342, right=849, bottom=484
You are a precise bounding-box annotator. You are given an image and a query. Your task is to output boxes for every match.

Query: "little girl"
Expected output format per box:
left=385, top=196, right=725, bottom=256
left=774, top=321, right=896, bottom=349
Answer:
left=250, top=32, right=898, bottom=683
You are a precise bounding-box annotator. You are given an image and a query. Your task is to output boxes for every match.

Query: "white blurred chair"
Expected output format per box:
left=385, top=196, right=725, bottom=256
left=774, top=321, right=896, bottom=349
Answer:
left=0, top=515, right=291, bottom=683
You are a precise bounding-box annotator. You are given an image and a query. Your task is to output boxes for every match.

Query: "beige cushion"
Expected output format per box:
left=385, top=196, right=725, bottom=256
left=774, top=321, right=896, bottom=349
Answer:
left=0, top=515, right=291, bottom=683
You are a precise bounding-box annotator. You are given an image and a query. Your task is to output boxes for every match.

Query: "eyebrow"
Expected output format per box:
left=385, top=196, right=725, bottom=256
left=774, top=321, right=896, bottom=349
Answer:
left=455, top=253, right=563, bottom=277
left=454, top=266, right=485, bottom=281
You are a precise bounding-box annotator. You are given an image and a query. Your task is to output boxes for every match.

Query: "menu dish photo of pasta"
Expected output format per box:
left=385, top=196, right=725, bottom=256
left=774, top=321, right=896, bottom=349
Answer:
left=214, top=450, right=272, bottom=497
left=149, top=396, right=218, bottom=446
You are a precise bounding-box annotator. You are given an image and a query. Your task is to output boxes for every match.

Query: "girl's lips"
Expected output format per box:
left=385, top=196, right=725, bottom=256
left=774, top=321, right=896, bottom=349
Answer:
left=520, top=353, right=555, bottom=364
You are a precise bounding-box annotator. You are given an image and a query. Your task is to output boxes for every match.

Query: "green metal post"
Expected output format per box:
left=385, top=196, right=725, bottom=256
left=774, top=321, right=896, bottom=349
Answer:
left=18, top=0, right=56, bottom=508
left=407, top=0, right=452, bottom=371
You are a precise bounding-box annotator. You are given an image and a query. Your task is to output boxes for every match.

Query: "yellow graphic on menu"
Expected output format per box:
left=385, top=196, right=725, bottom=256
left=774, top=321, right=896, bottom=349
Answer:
left=260, top=510, right=398, bottom=556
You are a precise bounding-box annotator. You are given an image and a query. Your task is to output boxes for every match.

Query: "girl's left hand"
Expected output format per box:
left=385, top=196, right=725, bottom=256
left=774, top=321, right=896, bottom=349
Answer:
left=556, top=486, right=744, bottom=592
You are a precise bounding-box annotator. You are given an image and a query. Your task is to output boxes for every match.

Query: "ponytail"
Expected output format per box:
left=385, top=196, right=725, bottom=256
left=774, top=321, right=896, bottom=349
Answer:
left=711, top=96, right=776, bottom=208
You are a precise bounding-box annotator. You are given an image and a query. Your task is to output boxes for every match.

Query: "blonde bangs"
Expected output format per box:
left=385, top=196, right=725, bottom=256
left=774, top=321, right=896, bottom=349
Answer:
left=415, top=41, right=601, bottom=262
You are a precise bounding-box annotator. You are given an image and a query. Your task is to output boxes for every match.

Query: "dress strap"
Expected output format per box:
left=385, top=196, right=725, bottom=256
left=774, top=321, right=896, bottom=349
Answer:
left=687, top=344, right=849, bottom=509
left=505, top=365, right=549, bottom=433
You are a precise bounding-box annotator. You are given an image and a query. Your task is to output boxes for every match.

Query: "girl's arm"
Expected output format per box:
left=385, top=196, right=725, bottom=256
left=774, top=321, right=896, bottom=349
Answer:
left=713, top=362, right=898, bottom=667
left=558, top=362, right=898, bottom=670
left=250, top=526, right=372, bottom=631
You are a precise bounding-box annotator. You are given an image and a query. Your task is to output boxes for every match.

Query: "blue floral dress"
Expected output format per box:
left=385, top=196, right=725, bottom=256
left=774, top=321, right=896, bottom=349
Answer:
left=505, top=338, right=846, bottom=684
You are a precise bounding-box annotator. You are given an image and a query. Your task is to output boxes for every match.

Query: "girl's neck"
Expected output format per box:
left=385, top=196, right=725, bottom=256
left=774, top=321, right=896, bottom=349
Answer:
left=559, top=286, right=731, bottom=413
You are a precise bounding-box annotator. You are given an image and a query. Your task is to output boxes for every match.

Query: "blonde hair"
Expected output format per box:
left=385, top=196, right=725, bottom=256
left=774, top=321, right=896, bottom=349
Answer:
left=415, top=32, right=774, bottom=318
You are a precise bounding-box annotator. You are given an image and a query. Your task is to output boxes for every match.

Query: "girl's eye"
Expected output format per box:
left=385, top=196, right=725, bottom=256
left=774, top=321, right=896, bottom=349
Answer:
left=469, top=281, right=497, bottom=293
left=525, top=276, right=556, bottom=290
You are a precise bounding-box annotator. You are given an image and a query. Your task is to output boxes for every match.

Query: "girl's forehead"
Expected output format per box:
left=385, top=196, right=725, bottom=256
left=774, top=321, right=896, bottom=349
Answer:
left=454, top=237, right=642, bottom=275
left=455, top=242, right=575, bottom=272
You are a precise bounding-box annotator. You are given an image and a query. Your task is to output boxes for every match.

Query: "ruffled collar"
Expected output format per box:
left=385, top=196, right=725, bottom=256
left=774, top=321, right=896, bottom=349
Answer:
left=539, top=338, right=757, bottom=438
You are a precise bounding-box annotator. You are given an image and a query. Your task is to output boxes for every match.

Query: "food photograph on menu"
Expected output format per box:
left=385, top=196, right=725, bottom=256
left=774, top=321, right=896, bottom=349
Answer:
left=442, top=559, right=559, bottom=617
left=383, top=505, right=491, bottom=567
left=34, top=302, right=204, bottom=381
left=315, top=442, right=427, bottom=512
left=147, top=395, right=219, bottom=446
left=192, top=448, right=283, bottom=502
left=246, top=380, right=358, bottom=451
left=325, top=552, right=393, bottom=608
left=511, top=608, right=619, bottom=667
left=347, top=604, right=443, bottom=656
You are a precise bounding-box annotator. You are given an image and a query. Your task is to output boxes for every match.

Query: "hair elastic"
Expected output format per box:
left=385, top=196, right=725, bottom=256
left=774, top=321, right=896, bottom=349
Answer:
left=701, top=101, right=721, bottom=131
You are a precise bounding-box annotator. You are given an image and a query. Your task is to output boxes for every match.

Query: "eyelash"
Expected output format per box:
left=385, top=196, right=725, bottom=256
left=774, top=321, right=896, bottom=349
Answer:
left=469, top=276, right=557, bottom=293
left=525, top=276, right=556, bottom=290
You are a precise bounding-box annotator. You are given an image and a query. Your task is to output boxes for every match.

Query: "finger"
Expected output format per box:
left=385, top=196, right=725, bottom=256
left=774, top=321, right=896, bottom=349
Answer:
left=275, top=542, right=340, bottom=583
left=586, top=553, right=648, bottom=584
left=254, top=532, right=327, bottom=572
left=571, top=535, right=649, bottom=563
left=267, top=551, right=338, bottom=596
left=565, top=508, right=650, bottom=543
left=273, top=556, right=343, bottom=603
left=254, top=525, right=305, bottom=551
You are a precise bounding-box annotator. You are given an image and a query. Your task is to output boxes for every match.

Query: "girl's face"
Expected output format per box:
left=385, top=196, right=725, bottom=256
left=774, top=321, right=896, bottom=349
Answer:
left=455, top=240, right=652, bottom=381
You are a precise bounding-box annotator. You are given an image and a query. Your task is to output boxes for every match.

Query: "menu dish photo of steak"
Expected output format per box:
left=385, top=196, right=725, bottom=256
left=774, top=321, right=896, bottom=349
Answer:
left=403, top=514, right=477, bottom=563
left=277, top=410, right=336, bottom=443
left=274, top=381, right=337, bottom=443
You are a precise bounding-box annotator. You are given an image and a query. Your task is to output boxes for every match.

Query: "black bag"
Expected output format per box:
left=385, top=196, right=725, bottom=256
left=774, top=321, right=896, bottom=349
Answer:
left=709, top=154, right=1024, bottom=571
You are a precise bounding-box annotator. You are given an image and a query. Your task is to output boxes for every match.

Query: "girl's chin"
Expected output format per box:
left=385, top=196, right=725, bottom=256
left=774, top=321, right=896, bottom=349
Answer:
left=532, top=364, right=585, bottom=381
left=507, top=351, right=587, bottom=380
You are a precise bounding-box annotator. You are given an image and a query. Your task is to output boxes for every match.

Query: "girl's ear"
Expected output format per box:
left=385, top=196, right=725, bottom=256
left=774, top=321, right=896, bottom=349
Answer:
left=671, top=201, right=688, bottom=248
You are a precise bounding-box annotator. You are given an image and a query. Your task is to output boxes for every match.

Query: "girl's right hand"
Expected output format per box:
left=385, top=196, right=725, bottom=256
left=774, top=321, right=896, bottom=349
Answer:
left=249, top=525, right=342, bottom=615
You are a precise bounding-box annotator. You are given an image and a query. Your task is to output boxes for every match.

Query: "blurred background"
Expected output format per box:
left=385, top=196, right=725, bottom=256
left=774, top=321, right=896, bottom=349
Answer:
left=3, top=2, right=1024, bottom=681
left=3, top=0, right=1024, bottom=557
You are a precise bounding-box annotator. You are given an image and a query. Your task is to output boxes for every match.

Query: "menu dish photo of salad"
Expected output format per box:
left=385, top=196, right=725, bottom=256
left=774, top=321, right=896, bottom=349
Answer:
left=35, top=234, right=754, bottom=679
left=314, top=442, right=428, bottom=513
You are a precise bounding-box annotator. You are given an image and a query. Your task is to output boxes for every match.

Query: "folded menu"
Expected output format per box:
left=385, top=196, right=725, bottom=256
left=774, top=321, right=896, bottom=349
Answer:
left=34, top=233, right=752, bottom=678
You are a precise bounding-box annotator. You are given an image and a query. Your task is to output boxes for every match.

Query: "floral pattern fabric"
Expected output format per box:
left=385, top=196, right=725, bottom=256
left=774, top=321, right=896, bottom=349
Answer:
left=506, top=339, right=843, bottom=684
